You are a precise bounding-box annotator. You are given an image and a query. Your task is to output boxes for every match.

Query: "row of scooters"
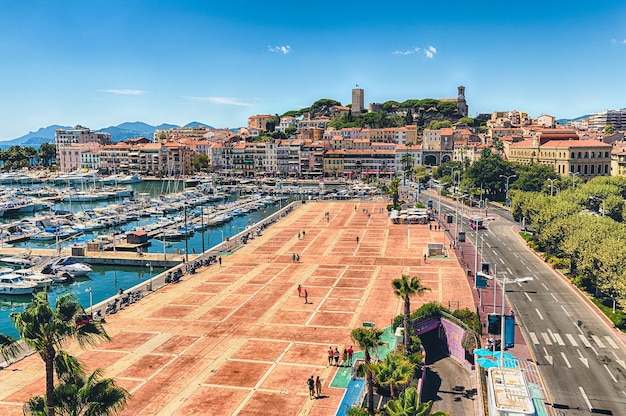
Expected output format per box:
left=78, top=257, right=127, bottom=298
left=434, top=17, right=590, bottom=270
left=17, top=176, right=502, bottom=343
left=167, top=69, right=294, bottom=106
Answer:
left=94, top=254, right=224, bottom=319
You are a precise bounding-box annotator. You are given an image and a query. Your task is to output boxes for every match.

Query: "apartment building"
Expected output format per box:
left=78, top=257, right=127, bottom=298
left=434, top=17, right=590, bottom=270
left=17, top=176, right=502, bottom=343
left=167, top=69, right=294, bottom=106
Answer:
left=55, top=125, right=111, bottom=172
left=587, top=109, right=626, bottom=132
left=247, top=114, right=272, bottom=131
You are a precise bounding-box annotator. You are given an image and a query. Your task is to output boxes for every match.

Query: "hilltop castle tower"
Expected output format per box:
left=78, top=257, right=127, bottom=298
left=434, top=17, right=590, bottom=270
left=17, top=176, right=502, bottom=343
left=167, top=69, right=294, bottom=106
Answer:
left=457, top=86, right=468, bottom=117
left=352, top=87, right=364, bottom=114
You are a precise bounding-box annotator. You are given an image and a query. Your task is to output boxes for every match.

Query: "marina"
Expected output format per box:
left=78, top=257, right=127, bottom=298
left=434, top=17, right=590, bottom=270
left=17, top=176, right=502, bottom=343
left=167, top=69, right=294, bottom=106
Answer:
left=0, top=176, right=337, bottom=338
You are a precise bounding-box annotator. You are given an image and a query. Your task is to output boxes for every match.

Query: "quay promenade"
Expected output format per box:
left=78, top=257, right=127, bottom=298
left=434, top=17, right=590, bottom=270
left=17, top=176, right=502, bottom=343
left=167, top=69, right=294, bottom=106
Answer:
left=0, top=200, right=475, bottom=416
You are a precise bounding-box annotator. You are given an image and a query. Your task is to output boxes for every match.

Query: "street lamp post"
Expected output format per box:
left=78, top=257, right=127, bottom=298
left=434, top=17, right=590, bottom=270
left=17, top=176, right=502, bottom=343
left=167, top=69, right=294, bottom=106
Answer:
left=146, top=262, right=153, bottom=291
left=455, top=194, right=468, bottom=244
left=201, top=206, right=205, bottom=253
left=183, top=203, right=189, bottom=263
left=85, top=287, right=93, bottom=318
left=569, top=171, right=580, bottom=189
left=547, top=178, right=556, bottom=197
left=499, top=174, right=516, bottom=207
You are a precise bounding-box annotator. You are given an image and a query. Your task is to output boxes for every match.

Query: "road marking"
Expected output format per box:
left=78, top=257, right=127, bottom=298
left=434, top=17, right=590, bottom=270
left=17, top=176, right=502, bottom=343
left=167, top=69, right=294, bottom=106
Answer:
left=560, top=305, right=570, bottom=317
left=553, top=333, right=565, bottom=346
left=551, top=293, right=558, bottom=302
left=513, top=253, right=519, bottom=258
left=524, top=292, right=532, bottom=302
left=577, top=350, right=589, bottom=368
left=492, top=249, right=498, bottom=256
left=541, top=283, right=549, bottom=291
left=507, top=267, right=513, bottom=275
left=612, top=352, right=626, bottom=369
left=591, top=335, right=605, bottom=349
left=578, top=335, right=591, bottom=348
left=561, top=352, right=572, bottom=368
left=604, top=365, right=618, bottom=383
left=605, top=336, right=618, bottom=349
left=541, top=332, right=552, bottom=345
left=507, top=246, right=512, bottom=251
left=543, top=347, right=553, bottom=365
left=536, top=309, right=544, bottom=320
left=486, top=242, right=491, bottom=248
left=566, top=334, right=578, bottom=347
left=529, top=332, right=539, bottom=344
left=526, top=266, right=532, bottom=272
left=575, top=323, right=584, bottom=335
left=579, top=387, right=592, bottom=411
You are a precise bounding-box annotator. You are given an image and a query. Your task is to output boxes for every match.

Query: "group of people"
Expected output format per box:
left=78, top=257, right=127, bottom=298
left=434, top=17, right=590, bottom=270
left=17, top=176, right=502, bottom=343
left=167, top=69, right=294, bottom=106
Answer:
left=327, top=345, right=354, bottom=367
left=307, top=375, right=322, bottom=399
left=297, top=284, right=310, bottom=304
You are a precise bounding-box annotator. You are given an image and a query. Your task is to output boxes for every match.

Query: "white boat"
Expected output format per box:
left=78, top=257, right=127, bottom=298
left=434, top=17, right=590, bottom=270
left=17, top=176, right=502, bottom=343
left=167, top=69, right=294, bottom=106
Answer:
left=0, top=250, right=39, bottom=266
left=13, top=269, right=53, bottom=289
left=0, top=274, right=37, bottom=295
left=42, top=256, right=92, bottom=278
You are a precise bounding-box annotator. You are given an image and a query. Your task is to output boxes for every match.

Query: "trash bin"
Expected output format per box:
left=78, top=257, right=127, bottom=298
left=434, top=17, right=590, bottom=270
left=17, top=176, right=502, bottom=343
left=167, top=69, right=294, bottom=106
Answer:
left=446, top=214, right=453, bottom=223
left=71, top=247, right=85, bottom=256
left=458, top=231, right=466, bottom=242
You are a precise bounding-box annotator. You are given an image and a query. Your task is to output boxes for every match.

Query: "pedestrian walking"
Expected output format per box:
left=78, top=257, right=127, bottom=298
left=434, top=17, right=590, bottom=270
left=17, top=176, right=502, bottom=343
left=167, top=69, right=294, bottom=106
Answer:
left=297, top=232, right=301, bottom=239
left=423, top=254, right=427, bottom=263
left=292, top=252, right=296, bottom=262
left=307, top=375, right=315, bottom=399
left=342, top=348, right=348, bottom=366
left=296, top=253, right=300, bottom=262
left=304, top=289, right=309, bottom=304
left=348, top=345, right=353, bottom=366
left=315, top=376, right=322, bottom=398
left=356, top=236, right=359, bottom=244
left=218, top=256, right=222, bottom=266
left=429, top=223, right=432, bottom=230
left=297, top=284, right=302, bottom=297
left=333, top=347, right=340, bottom=366
left=328, top=346, right=334, bottom=365
left=302, top=230, right=306, bottom=238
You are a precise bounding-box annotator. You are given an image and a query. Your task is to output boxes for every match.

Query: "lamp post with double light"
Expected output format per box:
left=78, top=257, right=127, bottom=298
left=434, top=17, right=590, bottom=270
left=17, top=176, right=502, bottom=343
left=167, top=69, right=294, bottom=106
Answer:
left=569, top=171, right=580, bottom=189
left=499, top=174, right=516, bottom=207
left=85, top=287, right=93, bottom=318
left=145, top=262, right=153, bottom=291
left=547, top=178, right=557, bottom=197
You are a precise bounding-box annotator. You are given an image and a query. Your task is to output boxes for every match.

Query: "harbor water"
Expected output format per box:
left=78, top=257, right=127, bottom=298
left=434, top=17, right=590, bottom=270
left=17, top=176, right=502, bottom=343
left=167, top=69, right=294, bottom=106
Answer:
left=0, top=180, right=297, bottom=339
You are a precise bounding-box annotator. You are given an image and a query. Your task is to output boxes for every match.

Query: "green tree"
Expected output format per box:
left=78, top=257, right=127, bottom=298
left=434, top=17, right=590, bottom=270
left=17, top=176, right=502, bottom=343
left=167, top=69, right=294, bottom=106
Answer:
left=24, top=351, right=129, bottom=416
left=400, top=154, right=415, bottom=180
left=384, top=387, right=436, bottom=416
left=351, top=327, right=385, bottom=414
left=38, top=143, right=57, bottom=167
left=192, top=153, right=209, bottom=171
left=392, top=274, right=431, bottom=355
left=604, top=125, right=616, bottom=135
left=370, top=352, right=415, bottom=398
left=9, top=292, right=110, bottom=416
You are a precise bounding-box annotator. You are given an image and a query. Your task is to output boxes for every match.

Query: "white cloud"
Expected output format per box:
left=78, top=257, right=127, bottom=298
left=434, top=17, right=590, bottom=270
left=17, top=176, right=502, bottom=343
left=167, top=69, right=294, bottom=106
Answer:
left=184, top=96, right=253, bottom=107
left=99, top=89, right=148, bottom=95
left=393, top=47, right=421, bottom=55
left=393, top=45, right=437, bottom=58
left=268, top=45, right=291, bottom=54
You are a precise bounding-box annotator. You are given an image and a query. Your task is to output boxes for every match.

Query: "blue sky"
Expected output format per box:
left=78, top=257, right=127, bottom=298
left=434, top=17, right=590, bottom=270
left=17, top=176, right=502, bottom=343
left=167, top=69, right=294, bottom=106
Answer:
left=0, top=1, right=625, bottom=140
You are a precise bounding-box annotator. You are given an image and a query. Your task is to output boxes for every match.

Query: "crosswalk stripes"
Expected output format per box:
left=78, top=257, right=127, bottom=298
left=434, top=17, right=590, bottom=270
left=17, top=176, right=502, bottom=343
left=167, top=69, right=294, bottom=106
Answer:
left=565, top=334, right=578, bottom=347
left=527, top=331, right=619, bottom=349
left=578, top=334, right=591, bottom=348
left=605, top=336, right=618, bottom=349
left=591, top=335, right=605, bottom=349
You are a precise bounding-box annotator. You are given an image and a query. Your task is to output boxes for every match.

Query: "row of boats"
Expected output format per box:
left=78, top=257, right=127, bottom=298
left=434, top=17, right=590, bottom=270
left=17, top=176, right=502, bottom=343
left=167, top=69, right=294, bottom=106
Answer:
left=0, top=254, right=93, bottom=295
left=0, top=172, right=142, bottom=186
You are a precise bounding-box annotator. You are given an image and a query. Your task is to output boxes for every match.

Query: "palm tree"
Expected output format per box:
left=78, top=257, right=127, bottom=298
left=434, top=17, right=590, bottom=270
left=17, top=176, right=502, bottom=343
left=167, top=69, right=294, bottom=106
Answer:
left=370, top=352, right=415, bottom=398
left=351, top=327, right=385, bottom=414
left=384, top=387, right=442, bottom=416
left=10, top=292, right=111, bottom=416
left=24, top=351, right=129, bottom=416
left=392, top=274, right=431, bottom=355
left=1, top=333, right=22, bottom=363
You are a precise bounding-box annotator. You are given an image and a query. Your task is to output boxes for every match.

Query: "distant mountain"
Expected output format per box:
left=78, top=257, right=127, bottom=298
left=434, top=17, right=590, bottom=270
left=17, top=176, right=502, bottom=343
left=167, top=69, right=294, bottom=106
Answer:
left=0, top=125, right=71, bottom=148
left=557, top=114, right=591, bottom=124
left=0, top=121, right=216, bottom=147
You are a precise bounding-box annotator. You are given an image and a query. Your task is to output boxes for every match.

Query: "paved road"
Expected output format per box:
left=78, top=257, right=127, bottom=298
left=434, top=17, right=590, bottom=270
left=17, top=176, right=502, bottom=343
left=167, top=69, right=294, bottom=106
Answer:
left=483, top=217, right=626, bottom=415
